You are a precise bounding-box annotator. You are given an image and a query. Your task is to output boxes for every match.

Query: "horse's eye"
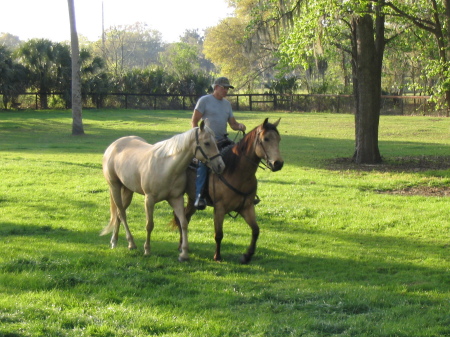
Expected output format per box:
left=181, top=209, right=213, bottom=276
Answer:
left=264, top=137, right=269, bottom=142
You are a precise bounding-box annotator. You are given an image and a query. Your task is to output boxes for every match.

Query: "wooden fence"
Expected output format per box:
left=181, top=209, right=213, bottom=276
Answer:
left=1, top=92, right=439, bottom=116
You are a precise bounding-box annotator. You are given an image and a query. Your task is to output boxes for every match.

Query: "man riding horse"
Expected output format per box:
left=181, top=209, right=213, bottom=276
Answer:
left=191, top=77, right=246, bottom=210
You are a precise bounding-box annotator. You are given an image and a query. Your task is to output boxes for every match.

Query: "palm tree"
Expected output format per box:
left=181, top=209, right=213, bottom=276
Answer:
left=68, top=0, right=84, bottom=135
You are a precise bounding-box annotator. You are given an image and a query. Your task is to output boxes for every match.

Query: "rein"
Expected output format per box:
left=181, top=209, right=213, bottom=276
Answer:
left=213, top=130, right=264, bottom=217
left=215, top=174, right=258, bottom=218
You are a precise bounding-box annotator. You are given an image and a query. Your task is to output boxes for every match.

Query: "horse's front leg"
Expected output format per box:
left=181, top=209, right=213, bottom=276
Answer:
left=169, top=196, right=190, bottom=261
left=172, top=196, right=197, bottom=252
left=239, top=205, right=259, bottom=264
left=213, top=207, right=226, bottom=262
left=144, top=194, right=155, bottom=256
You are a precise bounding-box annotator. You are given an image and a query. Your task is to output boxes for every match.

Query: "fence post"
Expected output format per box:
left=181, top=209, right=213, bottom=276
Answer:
left=249, top=94, right=253, bottom=111
left=236, top=95, right=239, bottom=111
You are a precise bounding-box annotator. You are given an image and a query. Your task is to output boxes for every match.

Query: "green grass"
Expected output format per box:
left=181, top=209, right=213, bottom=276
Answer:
left=1, top=109, right=450, bottom=336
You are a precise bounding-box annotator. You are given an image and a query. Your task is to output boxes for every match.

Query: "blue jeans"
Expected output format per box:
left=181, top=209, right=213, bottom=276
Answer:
left=196, top=162, right=208, bottom=197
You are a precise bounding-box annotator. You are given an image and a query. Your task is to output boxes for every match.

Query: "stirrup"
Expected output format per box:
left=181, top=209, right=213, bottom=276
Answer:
left=194, top=194, right=206, bottom=210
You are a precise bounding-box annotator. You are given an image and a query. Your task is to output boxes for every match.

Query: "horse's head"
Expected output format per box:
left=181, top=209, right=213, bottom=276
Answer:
left=255, top=118, right=284, bottom=172
left=195, top=119, right=225, bottom=174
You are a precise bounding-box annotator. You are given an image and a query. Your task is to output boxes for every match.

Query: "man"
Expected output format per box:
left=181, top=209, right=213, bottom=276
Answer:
left=191, top=77, right=246, bottom=210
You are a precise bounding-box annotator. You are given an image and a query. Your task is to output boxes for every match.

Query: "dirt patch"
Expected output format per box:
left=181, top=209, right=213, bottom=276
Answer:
left=326, top=156, right=450, bottom=196
left=378, top=186, right=450, bottom=197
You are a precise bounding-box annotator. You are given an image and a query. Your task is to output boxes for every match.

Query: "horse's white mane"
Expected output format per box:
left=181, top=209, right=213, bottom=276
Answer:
left=151, top=126, right=214, bottom=157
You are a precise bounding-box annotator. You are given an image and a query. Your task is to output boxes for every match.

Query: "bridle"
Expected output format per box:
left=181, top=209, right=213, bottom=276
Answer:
left=242, top=129, right=273, bottom=170
left=194, top=127, right=222, bottom=164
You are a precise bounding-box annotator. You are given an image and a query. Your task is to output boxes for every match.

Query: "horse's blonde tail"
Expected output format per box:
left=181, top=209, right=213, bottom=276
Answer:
left=100, top=222, right=114, bottom=236
left=100, top=190, right=119, bottom=236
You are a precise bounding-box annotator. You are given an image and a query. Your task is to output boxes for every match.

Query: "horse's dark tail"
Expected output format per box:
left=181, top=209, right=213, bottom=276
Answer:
left=169, top=212, right=181, bottom=230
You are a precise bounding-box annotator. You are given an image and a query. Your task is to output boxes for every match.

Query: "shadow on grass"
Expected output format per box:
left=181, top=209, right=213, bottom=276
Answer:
left=2, top=110, right=450, bottom=173
left=2, top=218, right=448, bottom=286
left=2, top=217, right=449, bottom=335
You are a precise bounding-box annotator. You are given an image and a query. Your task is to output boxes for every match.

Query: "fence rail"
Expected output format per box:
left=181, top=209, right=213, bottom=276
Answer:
left=0, top=92, right=440, bottom=116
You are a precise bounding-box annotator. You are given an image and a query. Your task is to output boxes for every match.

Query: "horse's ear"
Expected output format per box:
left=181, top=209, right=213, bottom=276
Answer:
left=199, top=120, right=205, bottom=131
left=263, top=118, right=269, bottom=126
left=273, top=118, right=281, bottom=127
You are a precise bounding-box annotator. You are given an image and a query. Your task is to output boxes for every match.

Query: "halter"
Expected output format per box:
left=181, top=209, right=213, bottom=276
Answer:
left=195, top=127, right=222, bottom=164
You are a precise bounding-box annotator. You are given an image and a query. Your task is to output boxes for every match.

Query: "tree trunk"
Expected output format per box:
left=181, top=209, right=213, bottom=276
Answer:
left=68, top=0, right=84, bottom=135
left=39, top=92, right=48, bottom=109
left=351, top=13, right=383, bottom=164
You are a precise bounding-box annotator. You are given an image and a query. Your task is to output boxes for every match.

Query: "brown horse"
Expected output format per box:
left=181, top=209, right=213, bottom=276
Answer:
left=173, top=118, right=283, bottom=264
left=101, top=120, right=225, bottom=261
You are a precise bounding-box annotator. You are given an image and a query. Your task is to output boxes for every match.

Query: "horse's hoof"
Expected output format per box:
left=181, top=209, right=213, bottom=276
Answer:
left=178, top=255, right=189, bottom=262
left=144, top=249, right=151, bottom=256
left=214, top=255, right=222, bottom=262
left=240, top=254, right=251, bottom=264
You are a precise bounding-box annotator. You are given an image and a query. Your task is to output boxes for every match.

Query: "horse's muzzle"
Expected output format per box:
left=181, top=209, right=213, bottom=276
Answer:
left=209, top=157, right=225, bottom=174
left=269, top=160, right=284, bottom=172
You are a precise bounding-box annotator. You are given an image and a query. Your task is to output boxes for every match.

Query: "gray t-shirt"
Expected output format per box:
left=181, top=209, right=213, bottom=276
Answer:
left=195, top=94, right=234, bottom=140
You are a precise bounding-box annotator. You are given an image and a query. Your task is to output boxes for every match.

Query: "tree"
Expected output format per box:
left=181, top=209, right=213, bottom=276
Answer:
left=351, top=11, right=384, bottom=163
left=180, top=29, right=215, bottom=73
left=160, top=42, right=212, bottom=98
left=204, top=17, right=257, bottom=89
left=80, top=51, right=109, bottom=108
left=0, top=46, right=29, bottom=109
left=0, top=33, right=21, bottom=50
left=99, top=23, right=164, bottom=77
left=16, top=39, right=71, bottom=109
left=385, top=0, right=450, bottom=116
left=160, top=42, right=200, bottom=79
left=68, top=0, right=84, bottom=135
left=245, top=0, right=386, bottom=163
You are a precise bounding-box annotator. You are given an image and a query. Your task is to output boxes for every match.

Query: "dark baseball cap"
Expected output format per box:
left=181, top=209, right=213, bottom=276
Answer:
left=213, top=77, right=234, bottom=89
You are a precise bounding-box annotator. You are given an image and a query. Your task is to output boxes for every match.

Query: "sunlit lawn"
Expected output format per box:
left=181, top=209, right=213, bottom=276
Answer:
left=0, top=109, right=449, bottom=336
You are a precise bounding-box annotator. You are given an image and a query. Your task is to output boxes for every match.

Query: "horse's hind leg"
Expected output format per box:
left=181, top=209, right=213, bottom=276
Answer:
left=110, top=184, right=137, bottom=250
left=121, top=187, right=136, bottom=249
left=169, top=196, right=190, bottom=262
left=108, top=190, right=120, bottom=248
left=144, top=194, right=156, bottom=256
left=239, top=206, right=260, bottom=264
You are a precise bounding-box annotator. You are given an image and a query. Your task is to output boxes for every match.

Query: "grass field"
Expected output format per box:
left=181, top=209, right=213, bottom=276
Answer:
left=0, top=109, right=450, bottom=336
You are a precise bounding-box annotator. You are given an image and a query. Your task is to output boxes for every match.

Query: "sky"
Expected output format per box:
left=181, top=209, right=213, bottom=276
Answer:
left=0, top=0, right=233, bottom=43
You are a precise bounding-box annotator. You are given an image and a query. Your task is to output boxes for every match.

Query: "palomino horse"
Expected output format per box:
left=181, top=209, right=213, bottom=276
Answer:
left=173, top=118, right=283, bottom=264
left=101, top=120, right=225, bottom=261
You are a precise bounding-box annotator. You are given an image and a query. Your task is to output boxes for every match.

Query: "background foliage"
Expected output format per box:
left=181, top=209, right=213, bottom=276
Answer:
left=2, top=0, right=450, bottom=109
